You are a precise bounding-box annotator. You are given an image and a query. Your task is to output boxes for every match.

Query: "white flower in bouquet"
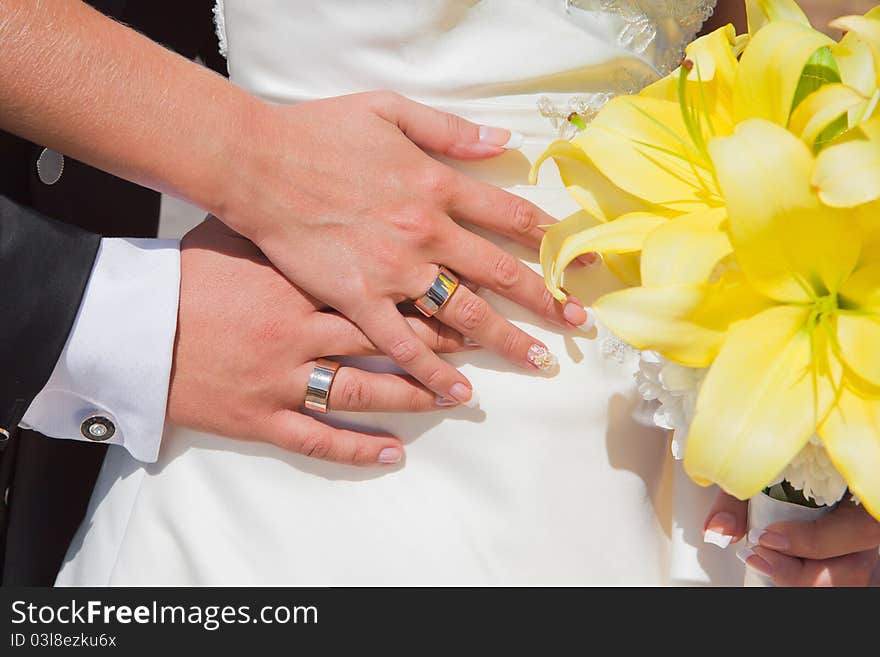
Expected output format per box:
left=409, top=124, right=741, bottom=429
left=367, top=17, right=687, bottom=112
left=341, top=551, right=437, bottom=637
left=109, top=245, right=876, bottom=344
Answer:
left=768, top=436, right=849, bottom=508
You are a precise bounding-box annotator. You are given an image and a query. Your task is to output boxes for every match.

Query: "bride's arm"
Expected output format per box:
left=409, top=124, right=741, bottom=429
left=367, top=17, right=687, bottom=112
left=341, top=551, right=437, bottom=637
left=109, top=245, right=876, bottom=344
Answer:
left=0, top=0, right=589, bottom=406
left=0, top=0, right=247, bottom=216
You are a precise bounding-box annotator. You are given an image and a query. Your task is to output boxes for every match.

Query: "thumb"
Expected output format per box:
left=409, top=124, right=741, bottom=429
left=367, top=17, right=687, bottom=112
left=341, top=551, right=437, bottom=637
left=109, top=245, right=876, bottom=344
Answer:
left=377, top=92, right=523, bottom=160
left=703, top=490, right=749, bottom=549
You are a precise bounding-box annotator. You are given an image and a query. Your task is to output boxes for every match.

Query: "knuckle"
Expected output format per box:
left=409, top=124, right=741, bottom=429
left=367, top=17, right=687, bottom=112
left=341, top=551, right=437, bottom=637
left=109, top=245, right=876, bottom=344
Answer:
left=390, top=208, right=437, bottom=247
left=348, top=440, right=369, bottom=466
left=539, top=287, right=558, bottom=316
left=370, top=89, right=402, bottom=109
left=408, top=385, right=430, bottom=411
left=423, top=366, right=445, bottom=389
left=434, top=322, right=457, bottom=352
left=501, top=326, right=522, bottom=357
left=389, top=337, right=422, bottom=365
left=493, top=252, right=520, bottom=289
left=799, top=524, right=823, bottom=560
left=255, top=315, right=288, bottom=343
left=339, top=377, right=373, bottom=411
left=509, top=197, right=537, bottom=234
left=443, top=111, right=467, bottom=143
left=300, top=434, right=332, bottom=461
left=457, top=295, right=489, bottom=331
left=417, top=166, right=454, bottom=201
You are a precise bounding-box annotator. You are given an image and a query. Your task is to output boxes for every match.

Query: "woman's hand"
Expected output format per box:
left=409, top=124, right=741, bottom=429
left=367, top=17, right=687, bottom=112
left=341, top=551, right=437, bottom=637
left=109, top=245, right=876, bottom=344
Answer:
left=220, top=91, right=591, bottom=406
left=0, top=3, right=589, bottom=408
left=167, top=218, right=479, bottom=466
left=704, top=491, right=880, bottom=586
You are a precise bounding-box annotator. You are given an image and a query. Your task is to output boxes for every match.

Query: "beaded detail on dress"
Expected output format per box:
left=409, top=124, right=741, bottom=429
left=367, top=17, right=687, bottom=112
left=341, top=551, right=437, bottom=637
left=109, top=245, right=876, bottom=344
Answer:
left=543, top=0, right=717, bottom=136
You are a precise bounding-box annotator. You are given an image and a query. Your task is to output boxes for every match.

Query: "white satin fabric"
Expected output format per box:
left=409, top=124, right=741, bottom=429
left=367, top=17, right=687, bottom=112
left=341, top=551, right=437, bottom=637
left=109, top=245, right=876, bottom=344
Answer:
left=58, top=0, right=742, bottom=585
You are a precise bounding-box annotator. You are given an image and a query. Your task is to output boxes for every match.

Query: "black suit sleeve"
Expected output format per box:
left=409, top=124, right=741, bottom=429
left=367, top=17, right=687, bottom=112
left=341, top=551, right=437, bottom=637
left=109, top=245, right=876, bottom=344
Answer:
left=0, top=196, right=100, bottom=434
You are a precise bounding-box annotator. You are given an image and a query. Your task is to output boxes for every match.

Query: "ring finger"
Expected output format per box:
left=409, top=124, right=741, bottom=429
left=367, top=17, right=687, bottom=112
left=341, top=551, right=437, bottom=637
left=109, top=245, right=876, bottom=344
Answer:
left=294, top=362, right=450, bottom=413
left=435, top=284, right=558, bottom=373
left=442, top=228, right=592, bottom=329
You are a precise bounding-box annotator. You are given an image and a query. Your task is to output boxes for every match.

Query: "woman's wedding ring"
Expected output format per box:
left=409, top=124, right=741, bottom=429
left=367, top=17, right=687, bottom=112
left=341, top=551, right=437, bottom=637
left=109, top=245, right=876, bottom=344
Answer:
left=414, top=266, right=460, bottom=317
left=304, top=358, right=341, bottom=414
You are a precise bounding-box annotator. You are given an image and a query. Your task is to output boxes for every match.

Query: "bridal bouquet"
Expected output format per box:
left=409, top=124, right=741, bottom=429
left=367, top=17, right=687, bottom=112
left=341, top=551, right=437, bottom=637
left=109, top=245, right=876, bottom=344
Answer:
left=533, top=0, right=880, bottom=558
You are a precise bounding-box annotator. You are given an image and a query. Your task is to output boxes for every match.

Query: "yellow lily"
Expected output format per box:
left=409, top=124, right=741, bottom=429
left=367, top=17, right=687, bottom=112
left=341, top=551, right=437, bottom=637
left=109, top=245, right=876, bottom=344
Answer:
left=592, top=119, right=880, bottom=519
left=535, top=7, right=839, bottom=301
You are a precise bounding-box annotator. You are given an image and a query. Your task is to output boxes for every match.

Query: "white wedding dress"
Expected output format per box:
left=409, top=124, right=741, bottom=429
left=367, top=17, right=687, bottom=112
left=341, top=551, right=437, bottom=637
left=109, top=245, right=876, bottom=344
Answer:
left=58, top=0, right=742, bottom=586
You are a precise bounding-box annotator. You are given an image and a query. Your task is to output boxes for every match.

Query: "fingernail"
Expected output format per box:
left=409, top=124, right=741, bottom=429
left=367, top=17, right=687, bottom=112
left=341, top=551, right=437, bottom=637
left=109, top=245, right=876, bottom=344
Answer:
left=378, top=448, right=403, bottom=465
left=577, top=252, right=602, bottom=268
left=527, top=344, right=558, bottom=372
left=704, top=511, right=737, bottom=550
left=450, top=383, right=479, bottom=409
left=435, top=396, right=459, bottom=408
left=736, top=547, right=773, bottom=577
left=749, top=529, right=790, bottom=551
left=464, top=337, right=480, bottom=347
left=563, top=302, right=587, bottom=328
left=703, top=529, right=733, bottom=550
left=564, top=304, right=596, bottom=331
left=478, top=125, right=524, bottom=150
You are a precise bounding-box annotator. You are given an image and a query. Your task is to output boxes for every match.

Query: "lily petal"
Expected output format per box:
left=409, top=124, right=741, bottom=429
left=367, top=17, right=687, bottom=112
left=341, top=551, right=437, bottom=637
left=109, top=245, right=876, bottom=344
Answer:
left=819, top=390, right=880, bottom=521
left=640, top=208, right=732, bottom=286
left=573, top=96, right=720, bottom=212
left=839, top=261, right=880, bottom=310
left=530, top=140, right=663, bottom=220
left=831, top=15, right=880, bottom=87
left=592, top=272, right=772, bottom=367
left=836, top=314, right=880, bottom=388
left=788, top=83, right=864, bottom=150
left=746, top=0, right=810, bottom=36
left=684, top=305, right=834, bottom=500
left=734, top=21, right=833, bottom=126
left=540, top=211, right=665, bottom=301
left=710, top=119, right=860, bottom=302
left=813, top=119, right=880, bottom=207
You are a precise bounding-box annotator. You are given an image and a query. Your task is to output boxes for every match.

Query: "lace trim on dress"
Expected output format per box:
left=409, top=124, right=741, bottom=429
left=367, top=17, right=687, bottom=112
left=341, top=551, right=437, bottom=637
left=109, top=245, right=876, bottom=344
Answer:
left=544, top=0, right=718, bottom=137
left=213, top=0, right=228, bottom=59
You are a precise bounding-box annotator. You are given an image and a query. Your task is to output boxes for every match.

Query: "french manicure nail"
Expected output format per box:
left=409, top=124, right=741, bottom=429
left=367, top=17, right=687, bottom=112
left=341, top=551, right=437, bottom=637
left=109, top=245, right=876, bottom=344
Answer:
left=527, top=344, right=559, bottom=372
left=749, top=529, right=790, bottom=551
left=378, top=447, right=403, bottom=465
left=478, top=125, right=524, bottom=150
left=464, top=337, right=480, bottom=347
left=563, top=306, right=596, bottom=331
left=577, top=252, right=603, bottom=268
left=435, top=396, right=459, bottom=408
left=703, top=529, right=733, bottom=549
left=563, top=302, right=587, bottom=328
left=736, top=547, right=773, bottom=577
left=450, top=383, right=479, bottom=409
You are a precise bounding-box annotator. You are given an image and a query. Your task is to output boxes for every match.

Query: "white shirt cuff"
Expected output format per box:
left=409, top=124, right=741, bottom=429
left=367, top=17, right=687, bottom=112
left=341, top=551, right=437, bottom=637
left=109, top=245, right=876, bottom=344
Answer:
left=20, top=238, right=181, bottom=463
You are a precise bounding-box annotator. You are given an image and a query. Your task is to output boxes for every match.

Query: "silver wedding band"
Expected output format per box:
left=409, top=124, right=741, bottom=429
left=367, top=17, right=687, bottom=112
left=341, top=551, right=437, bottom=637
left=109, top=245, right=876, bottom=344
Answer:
left=304, top=358, right=341, bottom=414
left=414, top=266, right=460, bottom=317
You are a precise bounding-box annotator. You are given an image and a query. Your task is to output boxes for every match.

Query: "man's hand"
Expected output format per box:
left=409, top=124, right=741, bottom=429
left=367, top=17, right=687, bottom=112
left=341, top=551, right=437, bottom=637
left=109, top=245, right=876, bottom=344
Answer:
left=166, top=218, right=476, bottom=466
left=705, top=491, right=880, bottom=586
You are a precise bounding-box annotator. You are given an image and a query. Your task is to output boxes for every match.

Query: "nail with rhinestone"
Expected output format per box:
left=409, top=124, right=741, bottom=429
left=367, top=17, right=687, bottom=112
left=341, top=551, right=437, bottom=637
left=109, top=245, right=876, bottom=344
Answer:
left=527, top=344, right=558, bottom=372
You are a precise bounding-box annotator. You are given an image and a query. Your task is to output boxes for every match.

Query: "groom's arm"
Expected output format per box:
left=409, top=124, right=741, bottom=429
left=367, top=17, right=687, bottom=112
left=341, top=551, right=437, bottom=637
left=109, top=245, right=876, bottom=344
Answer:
left=1, top=196, right=179, bottom=462
left=0, top=197, right=99, bottom=438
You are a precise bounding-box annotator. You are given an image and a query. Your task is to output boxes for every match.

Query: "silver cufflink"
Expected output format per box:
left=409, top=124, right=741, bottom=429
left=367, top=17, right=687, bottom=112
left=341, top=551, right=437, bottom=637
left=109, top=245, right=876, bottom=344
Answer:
left=80, top=415, right=116, bottom=442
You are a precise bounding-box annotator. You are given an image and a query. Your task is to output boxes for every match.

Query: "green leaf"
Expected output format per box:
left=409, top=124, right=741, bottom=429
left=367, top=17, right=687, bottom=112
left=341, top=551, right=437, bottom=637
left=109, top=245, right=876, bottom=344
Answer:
left=790, top=47, right=842, bottom=115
